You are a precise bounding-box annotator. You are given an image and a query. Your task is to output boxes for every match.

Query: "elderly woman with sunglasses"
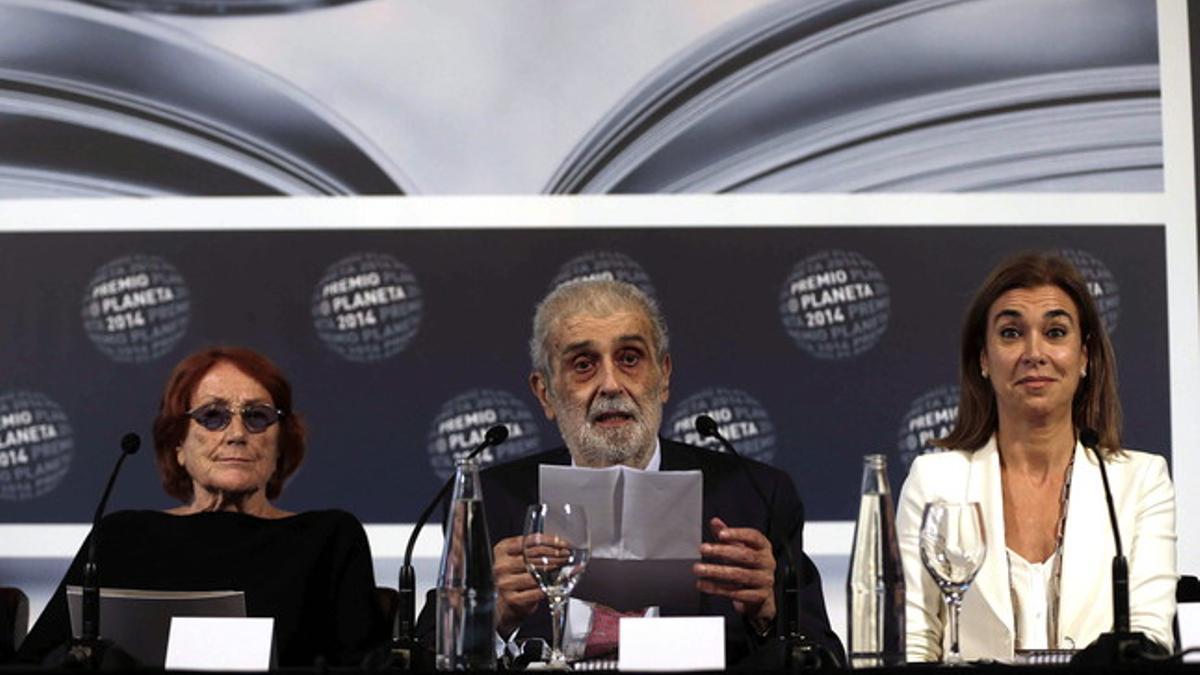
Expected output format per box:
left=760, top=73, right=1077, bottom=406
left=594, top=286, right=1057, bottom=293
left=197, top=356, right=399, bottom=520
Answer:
left=18, top=347, right=388, bottom=667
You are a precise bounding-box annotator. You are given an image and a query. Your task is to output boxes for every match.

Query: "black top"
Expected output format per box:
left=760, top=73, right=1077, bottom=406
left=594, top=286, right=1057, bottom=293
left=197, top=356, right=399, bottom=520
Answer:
left=17, top=509, right=388, bottom=667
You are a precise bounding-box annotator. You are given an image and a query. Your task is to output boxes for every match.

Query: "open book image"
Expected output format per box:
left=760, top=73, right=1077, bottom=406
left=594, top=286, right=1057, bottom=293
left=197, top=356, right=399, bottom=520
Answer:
left=0, top=0, right=1161, bottom=197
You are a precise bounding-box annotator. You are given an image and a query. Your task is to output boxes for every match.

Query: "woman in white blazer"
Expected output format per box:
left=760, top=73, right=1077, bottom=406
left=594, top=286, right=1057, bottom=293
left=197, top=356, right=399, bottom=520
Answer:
left=896, top=253, right=1176, bottom=662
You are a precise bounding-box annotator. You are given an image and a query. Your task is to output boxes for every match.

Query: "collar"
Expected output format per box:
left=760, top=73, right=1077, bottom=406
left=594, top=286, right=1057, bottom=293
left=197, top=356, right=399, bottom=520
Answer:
left=644, top=437, right=662, bottom=471
left=569, top=437, right=662, bottom=471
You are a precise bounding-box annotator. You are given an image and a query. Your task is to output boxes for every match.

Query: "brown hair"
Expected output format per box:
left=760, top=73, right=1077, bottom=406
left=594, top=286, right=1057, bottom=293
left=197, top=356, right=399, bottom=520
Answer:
left=152, top=346, right=307, bottom=502
left=936, top=252, right=1121, bottom=454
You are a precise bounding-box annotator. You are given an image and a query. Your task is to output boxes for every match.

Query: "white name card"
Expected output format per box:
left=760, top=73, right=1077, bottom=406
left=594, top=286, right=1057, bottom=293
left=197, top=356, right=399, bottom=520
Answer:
left=165, top=616, right=274, bottom=671
left=1180, top=605, right=1200, bottom=662
left=618, top=616, right=724, bottom=671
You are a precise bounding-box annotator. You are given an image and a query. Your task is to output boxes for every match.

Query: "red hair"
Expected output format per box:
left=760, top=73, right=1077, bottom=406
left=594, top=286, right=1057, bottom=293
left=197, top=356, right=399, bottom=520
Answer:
left=153, top=346, right=306, bottom=502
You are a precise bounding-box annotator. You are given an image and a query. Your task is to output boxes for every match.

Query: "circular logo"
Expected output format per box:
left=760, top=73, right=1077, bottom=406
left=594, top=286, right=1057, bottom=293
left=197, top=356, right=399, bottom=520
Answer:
left=427, top=389, right=543, bottom=480
left=81, top=254, right=190, bottom=363
left=1058, top=248, right=1120, bottom=334
left=550, top=250, right=656, bottom=298
left=311, top=253, right=423, bottom=363
left=779, top=249, right=890, bottom=359
left=666, top=387, right=776, bottom=464
left=897, top=385, right=960, bottom=469
left=0, top=391, right=74, bottom=502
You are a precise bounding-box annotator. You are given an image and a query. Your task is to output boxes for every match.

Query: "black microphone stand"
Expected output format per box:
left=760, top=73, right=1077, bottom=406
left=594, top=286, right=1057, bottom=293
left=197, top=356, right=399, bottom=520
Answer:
left=694, top=416, right=838, bottom=671
left=390, top=425, right=508, bottom=670
left=1071, top=428, right=1165, bottom=666
left=62, top=433, right=140, bottom=670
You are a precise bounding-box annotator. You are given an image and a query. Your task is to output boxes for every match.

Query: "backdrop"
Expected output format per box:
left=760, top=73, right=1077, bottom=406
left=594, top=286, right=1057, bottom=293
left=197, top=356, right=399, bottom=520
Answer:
left=0, top=226, right=1171, bottom=523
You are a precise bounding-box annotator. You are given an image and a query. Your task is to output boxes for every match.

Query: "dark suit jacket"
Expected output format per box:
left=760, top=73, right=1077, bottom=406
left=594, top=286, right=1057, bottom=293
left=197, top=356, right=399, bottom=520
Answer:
left=476, top=438, right=844, bottom=665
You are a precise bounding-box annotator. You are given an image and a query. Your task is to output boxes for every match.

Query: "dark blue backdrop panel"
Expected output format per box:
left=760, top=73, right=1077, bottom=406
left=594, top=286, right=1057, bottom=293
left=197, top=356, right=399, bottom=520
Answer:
left=0, top=226, right=1169, bottom=522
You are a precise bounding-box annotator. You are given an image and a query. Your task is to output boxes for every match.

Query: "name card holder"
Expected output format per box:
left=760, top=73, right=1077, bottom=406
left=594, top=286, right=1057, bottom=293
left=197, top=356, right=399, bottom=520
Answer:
left=618, top=616, right=723, bottom=671
left=165, top=616, right=274, bottom=671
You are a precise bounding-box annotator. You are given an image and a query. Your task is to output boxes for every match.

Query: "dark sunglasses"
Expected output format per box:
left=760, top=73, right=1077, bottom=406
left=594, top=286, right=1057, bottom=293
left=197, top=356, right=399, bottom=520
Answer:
left=185, top=402, right=284, bottom=434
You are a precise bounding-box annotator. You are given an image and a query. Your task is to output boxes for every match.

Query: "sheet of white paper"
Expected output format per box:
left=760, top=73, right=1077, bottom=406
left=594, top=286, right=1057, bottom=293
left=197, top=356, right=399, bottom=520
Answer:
left=1180, top=605, right=1200, bottom=661
left=538, top=464, right=701, bottom=560
left=621, top=469, right=702, bottom=558
left=539, top=465, right=622, bottom=557
left=618, top=616, right=724, bottom=671
left=540, top=465, right=702, bottom=613
left=165, top=617, right=274, bottom=671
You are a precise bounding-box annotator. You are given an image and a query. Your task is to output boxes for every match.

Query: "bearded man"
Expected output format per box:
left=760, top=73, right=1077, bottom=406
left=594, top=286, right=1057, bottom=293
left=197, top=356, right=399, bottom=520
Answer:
left=478, top=279, right=843, bottom=666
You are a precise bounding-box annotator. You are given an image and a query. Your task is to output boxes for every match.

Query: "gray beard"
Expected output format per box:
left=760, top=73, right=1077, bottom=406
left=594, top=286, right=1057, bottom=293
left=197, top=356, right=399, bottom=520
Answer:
left=551, top=390, right=662, bottom=468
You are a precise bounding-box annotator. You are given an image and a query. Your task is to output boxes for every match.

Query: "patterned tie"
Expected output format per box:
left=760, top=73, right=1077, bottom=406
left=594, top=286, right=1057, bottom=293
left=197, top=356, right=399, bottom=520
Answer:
left=584, top=605, right=645, bottom=658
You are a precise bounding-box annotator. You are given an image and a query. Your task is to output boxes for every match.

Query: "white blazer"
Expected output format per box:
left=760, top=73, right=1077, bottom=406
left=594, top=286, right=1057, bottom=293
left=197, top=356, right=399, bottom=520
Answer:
left=896, top=436, right=1176, bottom=662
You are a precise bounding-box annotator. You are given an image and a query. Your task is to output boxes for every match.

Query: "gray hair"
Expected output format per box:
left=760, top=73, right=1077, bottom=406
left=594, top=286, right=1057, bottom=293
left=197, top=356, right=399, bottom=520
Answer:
left=529, top=279, right=670, bottom=378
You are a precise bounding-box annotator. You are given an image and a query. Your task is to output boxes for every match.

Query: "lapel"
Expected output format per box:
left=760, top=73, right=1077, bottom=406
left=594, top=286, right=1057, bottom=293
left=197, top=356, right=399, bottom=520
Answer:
left=499, top=448, right=571, bottom=539
left=659, top=438, right=702, bottom=471
left=1057, top=441, right=1111, bottom=645
left=969, top=437, right=1015, bottom=636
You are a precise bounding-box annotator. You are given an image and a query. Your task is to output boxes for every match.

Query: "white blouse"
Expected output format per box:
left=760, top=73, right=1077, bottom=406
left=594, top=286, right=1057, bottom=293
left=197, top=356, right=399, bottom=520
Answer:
left=1007, top=547, right=1059, bottom=650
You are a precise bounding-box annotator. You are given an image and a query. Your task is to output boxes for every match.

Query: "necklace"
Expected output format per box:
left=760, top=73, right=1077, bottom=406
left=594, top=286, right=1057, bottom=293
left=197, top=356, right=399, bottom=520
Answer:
left=1006, top=448, right=1075, bottom=648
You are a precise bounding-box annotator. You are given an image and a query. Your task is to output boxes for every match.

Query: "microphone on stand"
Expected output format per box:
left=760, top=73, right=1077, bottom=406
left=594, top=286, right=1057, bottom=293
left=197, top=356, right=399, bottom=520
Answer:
left=1071, top=427, right=1165, bottom=665
left=64, top=433, right=140, bottom=669
left=694, top=416, right=839, bottom=670
left=390, top=424, right=508, bottom=670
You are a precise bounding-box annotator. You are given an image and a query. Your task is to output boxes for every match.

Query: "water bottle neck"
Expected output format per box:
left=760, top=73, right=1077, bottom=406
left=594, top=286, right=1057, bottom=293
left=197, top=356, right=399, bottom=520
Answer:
left=860, top=454, right=890, bottom=495
left=451, top=457, right=483, bottom=502
left=438, top=456, right=494, bottom=588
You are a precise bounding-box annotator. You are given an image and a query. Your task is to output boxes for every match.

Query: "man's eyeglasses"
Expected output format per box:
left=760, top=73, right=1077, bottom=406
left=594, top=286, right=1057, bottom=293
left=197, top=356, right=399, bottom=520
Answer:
left=185, top=402, right=284, bottom=434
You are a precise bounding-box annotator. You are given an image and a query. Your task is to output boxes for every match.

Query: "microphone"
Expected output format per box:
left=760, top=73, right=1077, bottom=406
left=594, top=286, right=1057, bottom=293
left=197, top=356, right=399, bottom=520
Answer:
left=694, top=416, right=838, bottom=670
left=68, top=433, right=140, bottom=668
left=1081, top=427, right=1130, bottom=635
left=1071, top=427, right=1163, bottom=665
left=392, top=424, right=508, bottom=669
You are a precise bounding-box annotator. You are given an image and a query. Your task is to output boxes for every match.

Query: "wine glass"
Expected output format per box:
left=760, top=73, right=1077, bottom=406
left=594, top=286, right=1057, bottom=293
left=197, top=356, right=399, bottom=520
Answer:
left=523, top=503, right=591, bottom=669
left=919, top=501, right=986, bottom=665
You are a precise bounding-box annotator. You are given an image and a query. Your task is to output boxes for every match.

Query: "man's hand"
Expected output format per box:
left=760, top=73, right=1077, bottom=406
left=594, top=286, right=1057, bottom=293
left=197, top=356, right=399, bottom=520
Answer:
left=692, top=517, right=777, bottom=630
left=494, top=535, right=544, bottom=637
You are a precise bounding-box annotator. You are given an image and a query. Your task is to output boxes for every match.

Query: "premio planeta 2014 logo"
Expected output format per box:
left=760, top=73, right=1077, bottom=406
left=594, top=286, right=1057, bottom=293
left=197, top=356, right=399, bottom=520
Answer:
left=0, top=391, right=74, bottom=502
left=666, top=387, right=776, bottom=464
left=897, top=385, right=959, bottom=469
left=427, top=389, right=543, bottom=480
left=311, top=253, right=423, bottom=363
left=1058, top=248, right=1120, bottom=334
left=550, top=251, right=657, bottom=298
left=81, top=254, right=190, bottom=363
left=779, top=249, right=890, bottom=360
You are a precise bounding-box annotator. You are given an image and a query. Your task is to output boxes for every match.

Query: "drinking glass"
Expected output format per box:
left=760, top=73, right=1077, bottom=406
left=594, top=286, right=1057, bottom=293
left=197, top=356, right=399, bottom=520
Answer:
left=523, top=503, right=591, bottom=669
left=919, top=501, right=986, bottom=665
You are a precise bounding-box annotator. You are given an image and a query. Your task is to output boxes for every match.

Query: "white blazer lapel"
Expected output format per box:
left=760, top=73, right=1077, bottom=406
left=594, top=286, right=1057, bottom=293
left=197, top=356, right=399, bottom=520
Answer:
left=965, top=438, right=1015, bottom=641
left=1058, top=441, right=1112, bottom=648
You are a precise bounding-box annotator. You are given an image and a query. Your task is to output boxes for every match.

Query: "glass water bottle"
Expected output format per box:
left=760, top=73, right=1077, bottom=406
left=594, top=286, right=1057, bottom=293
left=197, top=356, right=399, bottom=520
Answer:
left=435, top=457, right=497, bottom=670
left=847, top=454, right=905, bottom=667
